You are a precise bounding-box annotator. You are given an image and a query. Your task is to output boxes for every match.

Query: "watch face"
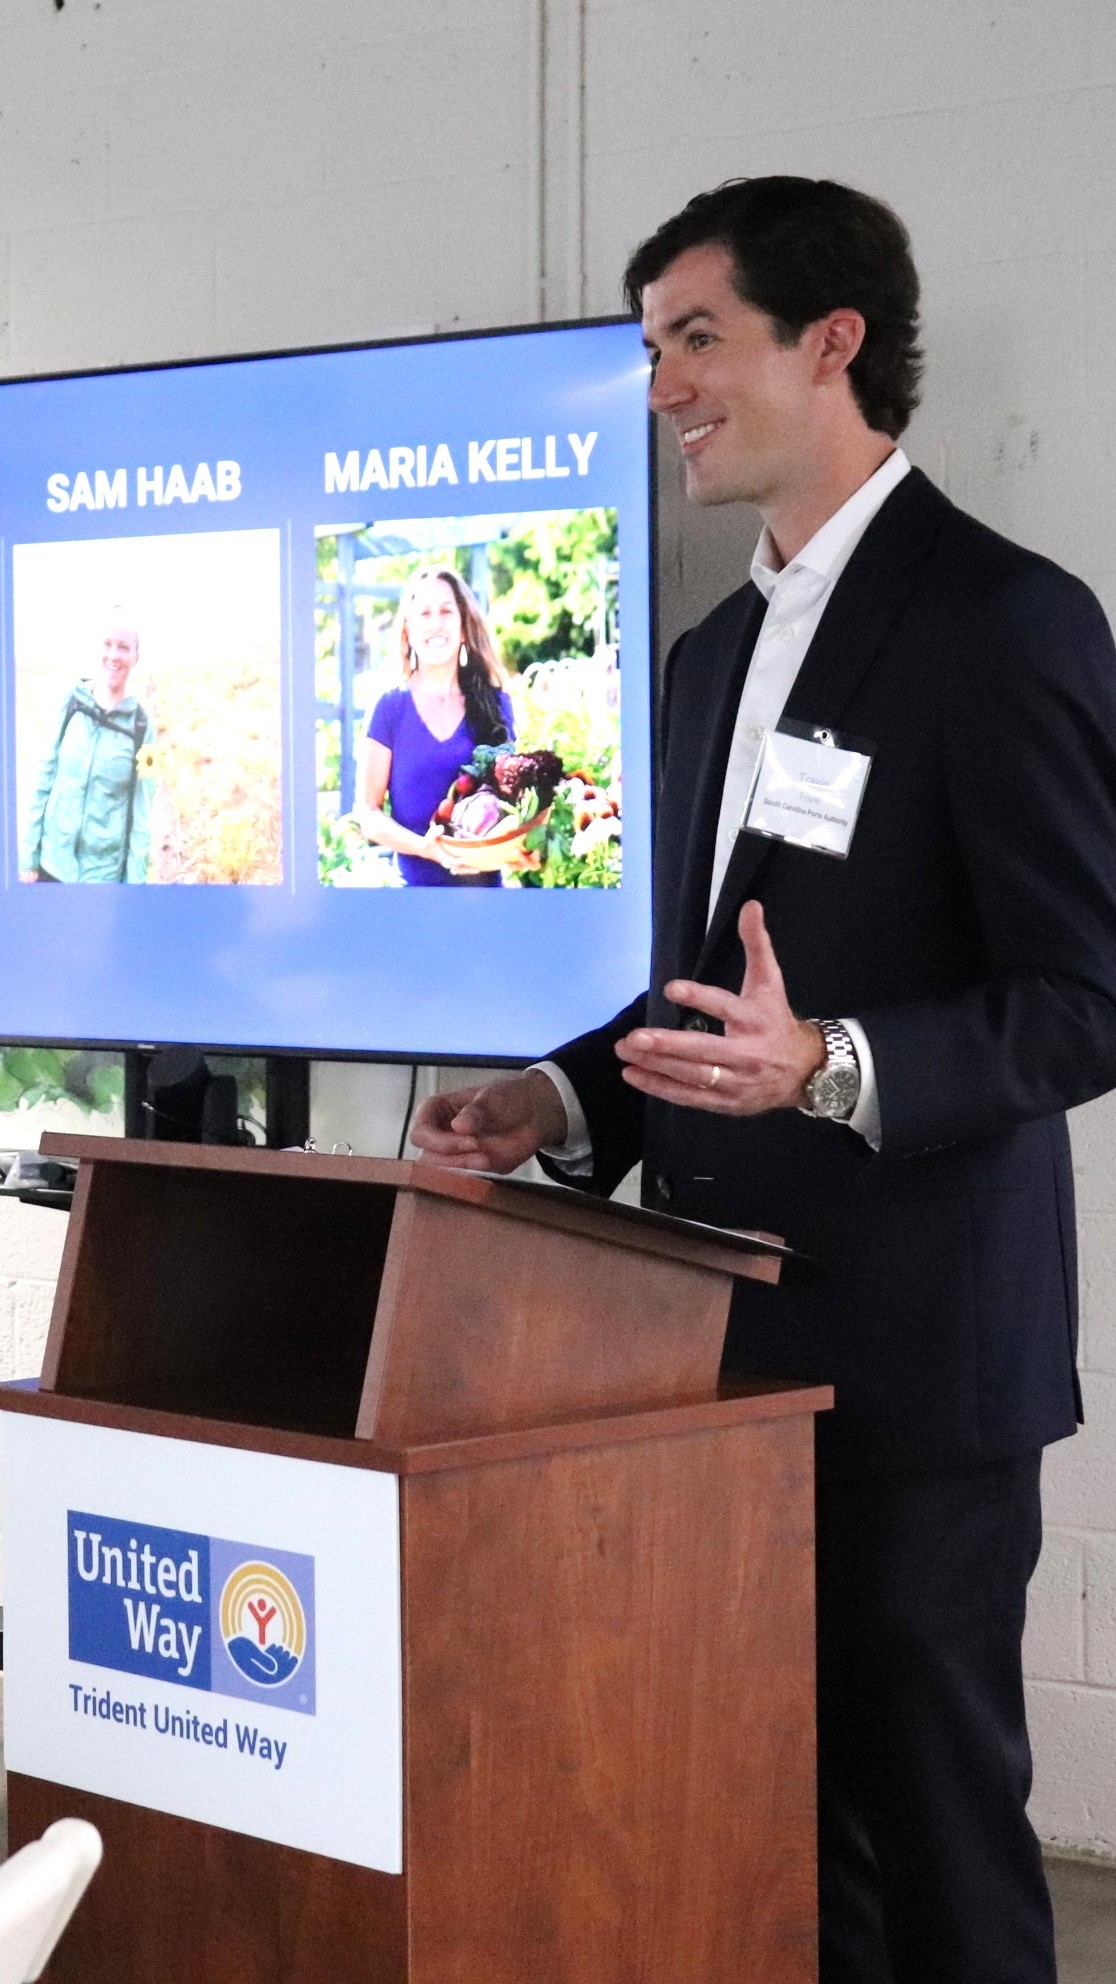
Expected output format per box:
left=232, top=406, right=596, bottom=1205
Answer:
left=810, top=1065, right=860, bottom=1117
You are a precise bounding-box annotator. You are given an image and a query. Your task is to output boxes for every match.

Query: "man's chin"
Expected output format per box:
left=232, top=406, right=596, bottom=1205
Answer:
left=685, top=472, right=750, bottom=508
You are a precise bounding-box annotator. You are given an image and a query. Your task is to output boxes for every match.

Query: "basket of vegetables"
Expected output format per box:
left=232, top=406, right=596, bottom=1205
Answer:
left=431, top=745, right=566, bottom=871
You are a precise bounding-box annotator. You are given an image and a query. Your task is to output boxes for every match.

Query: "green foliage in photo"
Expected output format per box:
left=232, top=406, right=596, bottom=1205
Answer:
left=487, top=510, right=617, bottom=672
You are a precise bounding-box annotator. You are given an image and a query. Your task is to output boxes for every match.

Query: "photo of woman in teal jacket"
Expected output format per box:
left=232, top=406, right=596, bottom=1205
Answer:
left=20, top=620, right=155, bottom=885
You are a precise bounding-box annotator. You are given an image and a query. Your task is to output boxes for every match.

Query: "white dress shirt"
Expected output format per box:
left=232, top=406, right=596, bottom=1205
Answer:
left=539, top=447, right=911, bottom=1165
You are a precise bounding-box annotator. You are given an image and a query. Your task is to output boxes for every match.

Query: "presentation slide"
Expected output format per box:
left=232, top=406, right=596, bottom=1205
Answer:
left=0, top=322, right=653, bottom=1060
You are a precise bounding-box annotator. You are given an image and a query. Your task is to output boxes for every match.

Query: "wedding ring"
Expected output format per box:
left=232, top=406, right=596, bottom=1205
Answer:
left=704, top=1064, right=722, bottom=1090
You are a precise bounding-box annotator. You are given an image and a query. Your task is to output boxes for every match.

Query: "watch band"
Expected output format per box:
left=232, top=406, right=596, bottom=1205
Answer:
left=800, top=1018, right=861, bottom=1121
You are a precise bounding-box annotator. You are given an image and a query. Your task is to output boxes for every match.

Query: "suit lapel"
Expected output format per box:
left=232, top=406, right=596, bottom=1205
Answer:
left=692, top=468, right=951, bottom=977
left=671, top=585, right=767, bottom=978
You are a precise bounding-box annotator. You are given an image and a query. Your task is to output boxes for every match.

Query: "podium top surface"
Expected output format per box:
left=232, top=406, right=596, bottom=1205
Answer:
left=39, top=1133, right=792, bottom=1281
left=0, top=1377, right=832, bottom=1474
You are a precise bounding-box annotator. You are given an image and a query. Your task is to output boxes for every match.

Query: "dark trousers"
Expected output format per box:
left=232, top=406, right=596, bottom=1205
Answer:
left=816, top=1453, right=1056, bottom=1984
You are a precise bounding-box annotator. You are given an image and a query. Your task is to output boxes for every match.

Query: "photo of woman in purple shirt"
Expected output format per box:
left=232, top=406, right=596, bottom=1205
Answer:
left=358, top=566, right=515, bottom=887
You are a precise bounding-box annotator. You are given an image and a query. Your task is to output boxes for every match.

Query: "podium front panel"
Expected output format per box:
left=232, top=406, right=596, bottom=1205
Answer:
left=3, top=1414, right=403, bottom=1873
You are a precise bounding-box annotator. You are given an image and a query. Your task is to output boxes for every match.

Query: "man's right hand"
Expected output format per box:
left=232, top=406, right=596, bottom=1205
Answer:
left=410, top=1070, right=568, bottom=1173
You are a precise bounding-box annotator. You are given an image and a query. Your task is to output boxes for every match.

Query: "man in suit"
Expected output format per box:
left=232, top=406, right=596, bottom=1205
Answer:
left=412, top=177, right=1116, bottom=1982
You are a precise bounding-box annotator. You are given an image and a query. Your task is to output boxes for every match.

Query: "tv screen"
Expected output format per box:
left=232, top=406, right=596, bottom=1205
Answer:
left=0, top=320, right=653, bottom=1061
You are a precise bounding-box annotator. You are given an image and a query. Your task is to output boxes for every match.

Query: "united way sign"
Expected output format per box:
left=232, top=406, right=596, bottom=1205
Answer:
left=3, top=1416, right=402, bottom=1871
left=67, top=1513, right=316, bottom=1709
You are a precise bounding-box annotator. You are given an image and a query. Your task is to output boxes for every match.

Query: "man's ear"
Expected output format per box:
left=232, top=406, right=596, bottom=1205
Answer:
left=812, top=309, right=867, bottom=384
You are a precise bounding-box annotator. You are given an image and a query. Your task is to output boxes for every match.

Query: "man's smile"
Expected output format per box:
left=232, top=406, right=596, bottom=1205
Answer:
left=679, top=418, right=725, bottom=451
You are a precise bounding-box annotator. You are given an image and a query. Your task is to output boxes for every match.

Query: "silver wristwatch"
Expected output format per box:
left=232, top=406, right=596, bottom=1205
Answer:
left=800, top=1019, right=861, bottom=1121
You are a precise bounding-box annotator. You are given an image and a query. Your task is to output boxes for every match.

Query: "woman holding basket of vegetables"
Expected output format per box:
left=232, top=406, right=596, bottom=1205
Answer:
left=358, top=565, right=519, bottom=888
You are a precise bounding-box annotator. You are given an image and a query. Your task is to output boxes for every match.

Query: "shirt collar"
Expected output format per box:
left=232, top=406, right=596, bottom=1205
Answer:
left=750, top=447, right=911, bottom=605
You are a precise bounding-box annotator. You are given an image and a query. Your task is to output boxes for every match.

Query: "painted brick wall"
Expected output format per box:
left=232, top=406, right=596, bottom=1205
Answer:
left=1, top=0, right=1115, bottom=1852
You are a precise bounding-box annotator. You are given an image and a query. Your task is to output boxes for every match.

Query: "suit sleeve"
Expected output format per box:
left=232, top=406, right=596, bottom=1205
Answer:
left=862, top=569, right=1116, bottom=1156
left=538, top=993, right=648, bottom=1197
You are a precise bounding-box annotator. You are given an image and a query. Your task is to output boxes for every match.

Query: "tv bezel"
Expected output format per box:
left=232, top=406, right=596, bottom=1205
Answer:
left=0, top=313, right=658, bottom=1067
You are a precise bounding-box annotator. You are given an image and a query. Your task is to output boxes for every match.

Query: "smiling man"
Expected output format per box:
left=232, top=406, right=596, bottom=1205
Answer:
left=412, top=177, right=1116, bottom=1983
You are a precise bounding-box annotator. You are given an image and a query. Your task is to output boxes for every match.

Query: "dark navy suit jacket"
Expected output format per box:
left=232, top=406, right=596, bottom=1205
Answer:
left=549, top=468, right=1116, bottom=1477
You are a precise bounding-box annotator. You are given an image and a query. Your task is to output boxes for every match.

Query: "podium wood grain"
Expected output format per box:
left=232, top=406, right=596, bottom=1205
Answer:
left=9, top=1777, right=406, bottom=1984
left=403, top=1415, right=817, bottom=1984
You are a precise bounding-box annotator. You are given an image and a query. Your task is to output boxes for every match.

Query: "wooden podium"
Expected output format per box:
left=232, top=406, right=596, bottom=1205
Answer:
left=2, top=1135, right=830, bottom=1984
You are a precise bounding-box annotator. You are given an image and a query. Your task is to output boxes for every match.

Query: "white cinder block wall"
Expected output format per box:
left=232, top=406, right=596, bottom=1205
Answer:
left=1, top=0, right=1115, bottom=1854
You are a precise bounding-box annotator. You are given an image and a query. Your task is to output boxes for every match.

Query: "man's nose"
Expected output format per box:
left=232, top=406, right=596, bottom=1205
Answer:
left=647, top=355, right=692, bottom=412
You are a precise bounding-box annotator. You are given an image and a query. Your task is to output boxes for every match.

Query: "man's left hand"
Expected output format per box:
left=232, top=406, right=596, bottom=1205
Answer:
left=615, top=900, right=826, bottom=1116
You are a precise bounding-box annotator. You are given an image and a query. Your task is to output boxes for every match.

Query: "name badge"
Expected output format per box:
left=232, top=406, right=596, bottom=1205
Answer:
left=741, top=721, right=872, bottom=859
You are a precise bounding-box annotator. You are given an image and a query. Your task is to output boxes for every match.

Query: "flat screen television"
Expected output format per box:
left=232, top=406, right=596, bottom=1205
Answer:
left=0, top=320, right=653, bottom=1063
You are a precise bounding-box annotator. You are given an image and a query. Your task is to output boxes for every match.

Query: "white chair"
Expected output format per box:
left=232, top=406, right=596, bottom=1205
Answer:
left=0, top=1819, right=103, bottom=1983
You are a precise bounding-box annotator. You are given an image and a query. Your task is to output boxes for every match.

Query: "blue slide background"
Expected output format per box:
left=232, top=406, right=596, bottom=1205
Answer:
left=0, top=323, right=653, bottom=1060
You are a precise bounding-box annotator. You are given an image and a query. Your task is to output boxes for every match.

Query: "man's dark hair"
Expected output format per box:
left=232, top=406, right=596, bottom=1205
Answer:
left=624, top=176, right=923, bottom=440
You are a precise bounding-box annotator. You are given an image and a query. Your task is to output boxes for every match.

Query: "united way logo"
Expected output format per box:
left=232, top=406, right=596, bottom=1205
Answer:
left=68, top=1513, right=316, bottom=1715
left=220, top=1562, right=306, bottom=1688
